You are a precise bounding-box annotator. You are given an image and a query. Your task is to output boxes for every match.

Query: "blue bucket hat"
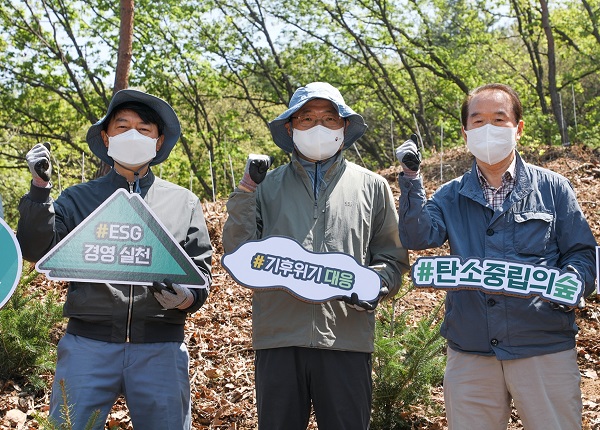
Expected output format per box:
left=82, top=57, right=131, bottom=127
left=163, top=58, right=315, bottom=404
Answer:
left=86, top=89, right=181, bottom=166
left=268, top=82, right=367, bottom=153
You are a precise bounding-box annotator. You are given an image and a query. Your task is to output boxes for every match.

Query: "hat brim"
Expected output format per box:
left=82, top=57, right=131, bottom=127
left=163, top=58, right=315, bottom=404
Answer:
left=268, top=95, right=367, bottom=153
left=86, top=89, right=181, bottom=166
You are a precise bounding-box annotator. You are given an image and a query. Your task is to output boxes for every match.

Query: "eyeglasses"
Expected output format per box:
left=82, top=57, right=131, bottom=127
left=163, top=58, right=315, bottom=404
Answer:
left=291, top=114, right=344, bottom=130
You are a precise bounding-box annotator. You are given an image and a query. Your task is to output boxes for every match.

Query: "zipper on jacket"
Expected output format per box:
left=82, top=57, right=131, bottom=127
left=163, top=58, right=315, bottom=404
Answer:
left=313, top=162, right=320, bottom=219
left=126, top=285, right=134, bottom=342
left=125, top=184, right=134, bottom=342
left=311, top=162, right=321, bottom=345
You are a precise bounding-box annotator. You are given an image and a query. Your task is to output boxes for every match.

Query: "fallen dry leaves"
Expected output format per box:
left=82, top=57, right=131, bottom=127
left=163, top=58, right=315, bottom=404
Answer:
left=1, top=145, right=599, bottom=429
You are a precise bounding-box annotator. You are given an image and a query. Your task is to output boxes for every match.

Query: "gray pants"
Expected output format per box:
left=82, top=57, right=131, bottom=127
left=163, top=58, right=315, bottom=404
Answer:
left=255, top=346, right=372, bottom=430
left=50, top=333, right=191, bottom=430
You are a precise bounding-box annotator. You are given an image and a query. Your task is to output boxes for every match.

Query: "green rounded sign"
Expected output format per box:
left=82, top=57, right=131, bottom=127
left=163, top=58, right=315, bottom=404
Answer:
left=0, top=218, right=22, bottom=309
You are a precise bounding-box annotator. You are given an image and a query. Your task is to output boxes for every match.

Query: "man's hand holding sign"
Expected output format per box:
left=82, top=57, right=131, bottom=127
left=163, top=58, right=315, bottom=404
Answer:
left=222, top=235, right=385, bottom=311
left=396, top=84, right=598, bottom=429
left=16, top=90, right=213, bottom=429
left=222, top=82, right=409, bottom=429
left=411, top=256, right=584, bottom=307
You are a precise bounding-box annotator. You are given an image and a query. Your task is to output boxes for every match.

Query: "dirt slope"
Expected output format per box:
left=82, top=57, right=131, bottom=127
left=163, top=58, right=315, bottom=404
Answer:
left=1, top=145, right=599, bottom=429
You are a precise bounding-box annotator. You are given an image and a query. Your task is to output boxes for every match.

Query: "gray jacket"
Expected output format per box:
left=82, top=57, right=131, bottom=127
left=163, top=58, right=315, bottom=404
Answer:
left=398, top=152, right=597, bottom=360
left=17, top=169, right=212, bottom=343
left=223, top=152, right=409, bottom=353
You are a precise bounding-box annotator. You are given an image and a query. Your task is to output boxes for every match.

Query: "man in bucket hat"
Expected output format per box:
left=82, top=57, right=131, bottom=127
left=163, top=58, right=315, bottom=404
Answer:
left=223, top=82, right=409, bottom=429
left=17, top=89, right=212, bottom=430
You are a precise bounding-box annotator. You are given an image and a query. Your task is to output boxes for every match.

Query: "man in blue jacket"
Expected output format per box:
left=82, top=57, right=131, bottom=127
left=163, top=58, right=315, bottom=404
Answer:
left=396, top=83, right=597, bottom=429
left=17, top=90, right=212, bottom=430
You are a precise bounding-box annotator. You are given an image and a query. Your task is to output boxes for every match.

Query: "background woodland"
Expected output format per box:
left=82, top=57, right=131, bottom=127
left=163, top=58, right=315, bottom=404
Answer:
left=1, top=0, right=599, bottom=226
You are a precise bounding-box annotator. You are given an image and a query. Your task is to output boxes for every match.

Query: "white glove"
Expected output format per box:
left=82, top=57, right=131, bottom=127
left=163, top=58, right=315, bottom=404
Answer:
left=150, top=279, right=195, bottom=310
left=26, top=142, right=52, bottom=187
left=239, top=154, right=273, bottom=192
left=395, top=134, right=421, bottom=175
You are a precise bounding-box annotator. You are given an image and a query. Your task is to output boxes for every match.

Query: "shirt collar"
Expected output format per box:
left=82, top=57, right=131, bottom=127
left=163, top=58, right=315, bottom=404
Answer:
left=476, top=156, right=517, bottom=188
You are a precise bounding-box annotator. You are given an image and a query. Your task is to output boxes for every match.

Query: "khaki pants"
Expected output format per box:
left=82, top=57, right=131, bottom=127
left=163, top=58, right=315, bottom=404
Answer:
left=444, top=347, right=582, bottom=430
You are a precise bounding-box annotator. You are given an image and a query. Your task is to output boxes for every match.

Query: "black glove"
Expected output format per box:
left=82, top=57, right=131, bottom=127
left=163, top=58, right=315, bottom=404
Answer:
left=239, top=154, right=273, bottom=191
left=395, top=134, right=422, bottom=172
left=342, top=287, right=389, bottom=312
left=248, top=155, right=273, bottom=184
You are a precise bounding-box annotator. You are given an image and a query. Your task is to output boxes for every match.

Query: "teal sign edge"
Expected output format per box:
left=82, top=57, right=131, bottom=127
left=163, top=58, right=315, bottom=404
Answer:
left=36, top=189, right=207, bottom=287
left=0, top=218, right=23, bottom=309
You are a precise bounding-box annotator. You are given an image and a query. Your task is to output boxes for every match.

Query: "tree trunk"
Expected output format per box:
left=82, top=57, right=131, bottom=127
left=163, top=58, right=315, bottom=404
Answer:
left=540, top=0, right=570, bottom=145
left=96, top=0, right=135, bottom=178
left=114, top=0, right=134, bottom=93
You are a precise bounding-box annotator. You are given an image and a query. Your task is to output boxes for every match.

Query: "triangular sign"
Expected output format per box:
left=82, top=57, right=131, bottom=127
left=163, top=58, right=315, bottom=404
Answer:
left=36, top=189, right=208, bottom=287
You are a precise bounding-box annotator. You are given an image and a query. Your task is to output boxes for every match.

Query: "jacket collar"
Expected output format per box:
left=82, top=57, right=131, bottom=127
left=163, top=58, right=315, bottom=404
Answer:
left=107, top=167, right=156, bottom=196
left=290, top=150, right=346, bottom=197
left=460, top=151, right=532, bottom=208
left=291, top=150, right=345, bottom=177
left=511, top=152, right=533, bottom=200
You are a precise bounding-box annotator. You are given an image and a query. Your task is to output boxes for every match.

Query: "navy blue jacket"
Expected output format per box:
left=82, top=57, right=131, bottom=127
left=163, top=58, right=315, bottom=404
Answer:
left=398, top=152, right=597, bottom=360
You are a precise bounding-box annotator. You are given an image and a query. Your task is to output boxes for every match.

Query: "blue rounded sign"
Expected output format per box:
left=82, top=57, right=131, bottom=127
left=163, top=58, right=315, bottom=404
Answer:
left=0, top=218, right=22, bottom=309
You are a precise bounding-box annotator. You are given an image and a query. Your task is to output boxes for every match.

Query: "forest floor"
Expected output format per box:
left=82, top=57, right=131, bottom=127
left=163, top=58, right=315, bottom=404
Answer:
left=1, top=144, right=599, bottom=429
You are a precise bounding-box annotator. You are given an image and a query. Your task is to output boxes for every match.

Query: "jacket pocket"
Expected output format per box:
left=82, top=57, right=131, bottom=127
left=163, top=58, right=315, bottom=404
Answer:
left=507, top=298, right=574, bottom=346
left=513, top=211, right=553, bottom=256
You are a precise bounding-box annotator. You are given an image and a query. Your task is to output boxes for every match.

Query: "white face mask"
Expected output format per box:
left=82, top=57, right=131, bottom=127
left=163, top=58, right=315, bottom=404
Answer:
left=292, top=125, right=345, bottom=161
left=465, top=124, right=518, bottom=165
left=107, top=129, right=158, bottom=168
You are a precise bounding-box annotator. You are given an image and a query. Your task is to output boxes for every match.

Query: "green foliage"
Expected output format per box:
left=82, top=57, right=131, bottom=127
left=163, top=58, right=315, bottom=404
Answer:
left=34, top=379, right=104, bottom=430
left=371, top=297, right=446, bottom=429
left=1, top=0, right=600, bottom=210
left=0, top=266, right=63, bottom=390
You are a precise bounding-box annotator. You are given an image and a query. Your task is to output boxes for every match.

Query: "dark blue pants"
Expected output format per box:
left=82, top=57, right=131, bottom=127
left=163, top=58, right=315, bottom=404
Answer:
left=255, top=346, right=372, bottom=430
